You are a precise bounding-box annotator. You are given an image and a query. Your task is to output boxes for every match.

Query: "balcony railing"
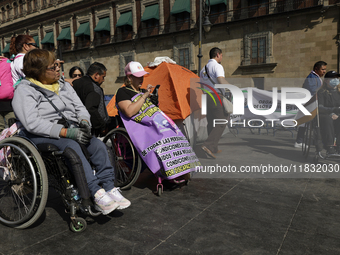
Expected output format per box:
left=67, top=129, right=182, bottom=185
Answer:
left=42, top=43, right=55, bottom=52
left=163, top=19, right=191, bottom=33
left=210, top=0, right=322, bottom=25
left=139, top=25, right=159, bottom=37
left=93, top=35, right=111, bottom=46
left=59, top=41, right=72, bottom=52
left=176, top=20, right=190, bottom=31
left=76, top=39, right=91, bottom=49
left=209, top=11, right=228, bottom=24
left=114, top=31, right=133, bottom=41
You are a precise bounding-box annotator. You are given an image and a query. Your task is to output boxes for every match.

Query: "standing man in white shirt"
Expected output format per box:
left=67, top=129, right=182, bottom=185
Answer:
left=200, top=47, right=228, bottom=159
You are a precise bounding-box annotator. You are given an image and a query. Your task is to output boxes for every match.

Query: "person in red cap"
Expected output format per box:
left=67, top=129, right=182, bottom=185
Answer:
left=317, top=70, right=340, bottom=154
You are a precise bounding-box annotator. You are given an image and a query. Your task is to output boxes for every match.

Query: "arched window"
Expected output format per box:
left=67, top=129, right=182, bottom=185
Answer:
left=6, top=5, right=10, bottom=20
left=19, top=0, right=23, bottom=16
left=13, top=2, right=18, bottom=18
left=27, top=0, right=32, bottom=13
left=33, top=0, right=37, bottom=11
left=1, top=7, right=5, bottom=21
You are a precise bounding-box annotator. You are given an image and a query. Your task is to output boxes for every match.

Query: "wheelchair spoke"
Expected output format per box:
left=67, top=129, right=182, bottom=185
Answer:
left=103, top=128, right=142, bottom=189
left=0, top=139, right=48, bottom=228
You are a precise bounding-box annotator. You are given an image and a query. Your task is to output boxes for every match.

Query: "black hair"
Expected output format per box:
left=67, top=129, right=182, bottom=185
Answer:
left=86, top=62, right=107, bottom=76
left=69, top=66, right=84, bottom=78
left=313, top=61, right=327, bottom=71
left=209, top=47, right=222, bottom=59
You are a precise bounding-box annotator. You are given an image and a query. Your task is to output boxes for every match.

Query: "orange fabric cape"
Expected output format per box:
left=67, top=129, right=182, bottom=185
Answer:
left=106, top=62, right=202, bottom=120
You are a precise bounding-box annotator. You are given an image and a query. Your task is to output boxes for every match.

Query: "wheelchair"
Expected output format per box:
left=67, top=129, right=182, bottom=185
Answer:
left=102, top=116, right=190, bottom=196
left=103, top=127, right=142, bottom=190
left=302, top=116, right=340, bottom=163
left=0, top=125, right=141, bottom=232
left=0, top=136, right=104, bottom=233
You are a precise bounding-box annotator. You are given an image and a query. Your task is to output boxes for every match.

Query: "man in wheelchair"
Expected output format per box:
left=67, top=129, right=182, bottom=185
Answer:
left=317, top=71, right=340, bottom=155
left=11, top=49, right=131, bottom=215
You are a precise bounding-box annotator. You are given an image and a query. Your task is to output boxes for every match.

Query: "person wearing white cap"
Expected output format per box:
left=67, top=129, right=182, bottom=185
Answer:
left=116, top=61, right=154, bottom=117
left=317, top=70, right=340, bottom=155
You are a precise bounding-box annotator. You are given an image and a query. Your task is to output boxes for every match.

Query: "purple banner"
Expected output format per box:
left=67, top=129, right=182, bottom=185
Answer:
left=119, top=93, right=201, bottom=179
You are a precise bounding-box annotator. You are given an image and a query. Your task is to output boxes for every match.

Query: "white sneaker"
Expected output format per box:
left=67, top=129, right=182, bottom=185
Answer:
left=94, top=188, right=119, bottom=215
left=294, top=142, right=309, bottom=149
left=107, top=187, right=131, bottom=210
left=294, top=142, right=303, bottom=148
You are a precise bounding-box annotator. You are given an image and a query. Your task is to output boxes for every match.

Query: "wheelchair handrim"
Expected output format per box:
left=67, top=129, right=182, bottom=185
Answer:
left=0, top=143, right=38, bottom=225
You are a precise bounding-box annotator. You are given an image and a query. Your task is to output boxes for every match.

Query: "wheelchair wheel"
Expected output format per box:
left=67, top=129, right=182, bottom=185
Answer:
left=103, top=128, right=142, bottom=190
left=157, top=186, right=163, bottom=196
left=302, top=122, right=313, bottom=158
left=70, top=217, right=87, bottom=233
left=0, top=137, right=48, bottom=229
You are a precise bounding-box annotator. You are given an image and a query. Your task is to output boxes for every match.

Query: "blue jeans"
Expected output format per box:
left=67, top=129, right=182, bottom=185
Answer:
left=20, top=130, right=115, bottom=197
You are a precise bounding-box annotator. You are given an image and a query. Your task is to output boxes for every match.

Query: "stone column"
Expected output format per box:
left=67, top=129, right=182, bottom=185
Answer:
left=159, top=0, right=164, bottom=33
left=132, top=0, right=137, bottom=39
left=169, top=0, right=175, bottom=32
left=37, top=25, right=41, bottom=49
left=70, top=16, right=74, bottom=50
left=227, top=0, right=233, bottom=22
left=53, top=21, right=57, bottom=50
left=89, top=11, right=94, bottom=42
left=269, top=1, right=276, bottom=14
left=109, top=6, right=114, bottom=37
left=190, top=0, right=195, bottom=29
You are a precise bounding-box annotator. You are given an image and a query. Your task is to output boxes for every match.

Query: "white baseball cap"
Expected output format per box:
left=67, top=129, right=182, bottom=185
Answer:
left=124, top=61, right=149, bottom=77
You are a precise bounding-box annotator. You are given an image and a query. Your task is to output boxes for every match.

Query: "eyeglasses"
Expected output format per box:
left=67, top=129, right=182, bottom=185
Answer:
left=46, top=63, right=59, bottom=71
left=72, top=74, right=82, bottom=78
left=26, top=43, right=38, bottom=48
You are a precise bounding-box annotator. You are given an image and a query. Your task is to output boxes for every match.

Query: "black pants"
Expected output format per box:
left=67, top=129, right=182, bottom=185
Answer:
left=319, top=114, right=340, bottom=147
left=203, top=94, right=227, bottom=153
left=93, top=116, right=119, bottom=137
left=296, top=126, right=305, bottom=144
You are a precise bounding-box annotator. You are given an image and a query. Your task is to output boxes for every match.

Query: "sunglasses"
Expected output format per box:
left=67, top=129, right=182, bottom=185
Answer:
left=72, top=74, right=83, bottom=78
left=26, top=43, right=38, bottom=48
left=46, top=63, right=59, bottom=71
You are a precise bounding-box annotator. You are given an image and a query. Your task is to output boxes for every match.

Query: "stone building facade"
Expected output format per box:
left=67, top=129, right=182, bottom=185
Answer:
left=0, top=0, right=339, bottom=93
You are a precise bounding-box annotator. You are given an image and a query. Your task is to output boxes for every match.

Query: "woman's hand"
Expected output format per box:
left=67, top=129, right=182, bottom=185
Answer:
left=60, top=127, right=92, bottom=145
left=332, top=114, right=339, bottom=120
left=79, top=119, right=92, bottom=135
left=146, top=84, right=153, bottom=93
left=118, top=84, right=155, bottom=118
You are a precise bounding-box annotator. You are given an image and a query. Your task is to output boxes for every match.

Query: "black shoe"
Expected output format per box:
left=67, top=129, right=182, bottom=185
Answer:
left=327, top=146, right=337, bottom=155
left=336, top=146, right=340, bottom=154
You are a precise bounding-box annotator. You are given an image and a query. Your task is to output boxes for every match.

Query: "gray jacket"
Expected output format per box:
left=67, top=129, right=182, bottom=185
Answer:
left=12, top=78, right=91, bottom=139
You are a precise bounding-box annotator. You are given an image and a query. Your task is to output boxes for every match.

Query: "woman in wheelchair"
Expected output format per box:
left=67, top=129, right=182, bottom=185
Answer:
left=317, top=71, right=340, bottom=155
left=116, top=62, right=153, bottom=117
left=115, top=62, right=199, bottom=193
left=12, top=49, right=130, bottom=215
